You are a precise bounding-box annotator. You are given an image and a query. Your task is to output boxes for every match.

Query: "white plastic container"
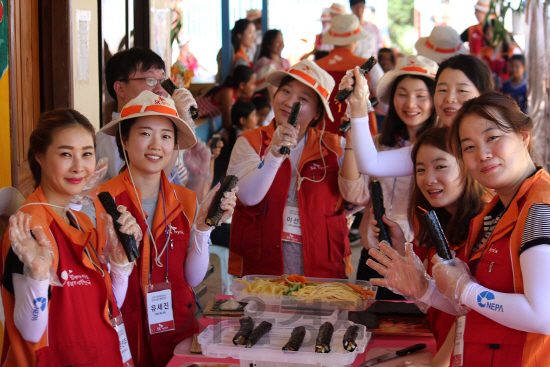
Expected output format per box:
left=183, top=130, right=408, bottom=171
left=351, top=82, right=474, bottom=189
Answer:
left=230, top=275, right=377, bottom=312
left=198, top=319, right=370, bottom=366
left=244, top=303, right=340, bottom=328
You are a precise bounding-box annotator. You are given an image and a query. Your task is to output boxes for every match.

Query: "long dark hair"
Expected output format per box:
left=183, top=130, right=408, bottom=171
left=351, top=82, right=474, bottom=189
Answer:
left=205, top=65, right=255, bottom=98
left=258, top=29, right=282, bottom=60
left=409, top=127, right=489, bottom=249
left=28, top=109, right=96, bottom=188
left=379, top=74, right=437, bottom=147
left=435, top=54, right=494, bottom=94
left=232, top=18, right=252, bottom=51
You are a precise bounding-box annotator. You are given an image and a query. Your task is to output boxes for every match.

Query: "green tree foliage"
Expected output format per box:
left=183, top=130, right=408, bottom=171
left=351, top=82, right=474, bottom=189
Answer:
left=388, top=0, right=415, bottom=54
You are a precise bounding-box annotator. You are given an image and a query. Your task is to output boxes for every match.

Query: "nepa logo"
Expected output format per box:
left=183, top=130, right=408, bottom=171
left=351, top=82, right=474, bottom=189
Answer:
left=32, top=297, right=47, bottom=321
left=477, top=291, right=503, bottom=312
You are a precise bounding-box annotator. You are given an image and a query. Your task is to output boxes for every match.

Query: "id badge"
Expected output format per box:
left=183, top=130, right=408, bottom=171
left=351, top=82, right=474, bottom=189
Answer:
left=111, top=314, right=134, bottom=366
left=282, top=205, right=302, bottom=244
left=452, top=315, right=466, bottom=367
left=145, top=281, right=176, bottom=334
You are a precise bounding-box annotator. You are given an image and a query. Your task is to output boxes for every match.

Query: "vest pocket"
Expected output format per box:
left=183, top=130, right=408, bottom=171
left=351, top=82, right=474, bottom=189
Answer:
left=36, top=343, right=98, bottom=366
left=231, top=205, right=263, bottom=261
left=325, top=211, right=349, bottom=263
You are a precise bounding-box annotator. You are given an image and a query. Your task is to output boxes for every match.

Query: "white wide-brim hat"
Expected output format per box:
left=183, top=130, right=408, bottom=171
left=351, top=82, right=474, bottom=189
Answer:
left=415, top=26, right=468, bottom=64
left=328, top=3, right=346, bottom=15
left=255, top=63, right=277, bottom=92
left=267, top=60, right=335, bottom=121
left=376, top=55, right=439, bottom=104
left=322, top=14, right=368, bottom=46
left=246, top=9, right=262, bottom=21
left=475, top=0, right=490, bottom=12
left=101, top=90, right=197, bottom=149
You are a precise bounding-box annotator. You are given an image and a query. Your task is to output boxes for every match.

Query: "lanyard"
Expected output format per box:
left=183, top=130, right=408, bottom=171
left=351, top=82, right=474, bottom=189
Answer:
left=148, top=184, right=170, bottom=286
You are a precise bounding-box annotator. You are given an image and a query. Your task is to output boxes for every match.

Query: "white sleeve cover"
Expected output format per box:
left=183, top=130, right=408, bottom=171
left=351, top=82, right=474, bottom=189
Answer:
left=110, top=262, right=133, bottom=308
left=351, top=116, right=414, bottom=177
left=13, top=273, right=49, bottom=343
left=418, top=279, right=459, bottom=316
left=460, top=245, right=550, bottom=334
left=184, top=224, right=214, bottom=288
left=226, top=137, right=285, bottom=206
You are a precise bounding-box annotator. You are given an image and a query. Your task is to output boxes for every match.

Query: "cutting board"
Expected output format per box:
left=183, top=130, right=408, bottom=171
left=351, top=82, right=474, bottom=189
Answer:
left=361, top=347, right=433, bottom=366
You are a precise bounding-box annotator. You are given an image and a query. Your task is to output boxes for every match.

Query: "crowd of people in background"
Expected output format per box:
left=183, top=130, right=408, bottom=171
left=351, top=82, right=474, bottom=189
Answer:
left=1, top=0, right=543, bottom=366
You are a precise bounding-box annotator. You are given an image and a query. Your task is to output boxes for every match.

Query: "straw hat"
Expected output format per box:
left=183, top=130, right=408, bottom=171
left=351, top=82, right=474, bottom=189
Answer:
left=328, top=3, right=346, bottom=15
left=101, top=91, right=197, bottom=149
left=255, top=63, right=277, bottom=92
left=415, top=26, right=468, bottom=64
left=376, top=55, right=439, bottom=104
left=475, top=0, right=490, bottom=12
left=267, top=60, right=336, bottom=121
left=246, top=9, right=262, bottom=21
left=322, top=14, right=368, bottom=46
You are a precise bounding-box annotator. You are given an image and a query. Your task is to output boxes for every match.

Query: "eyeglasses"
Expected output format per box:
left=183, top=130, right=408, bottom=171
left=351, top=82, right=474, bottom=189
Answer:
left=120, top=77, right=165, bottom=87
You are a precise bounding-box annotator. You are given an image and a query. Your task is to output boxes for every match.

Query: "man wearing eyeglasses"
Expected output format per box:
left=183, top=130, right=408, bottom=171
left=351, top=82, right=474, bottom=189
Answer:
left=97, top=47, right=214, bottom=201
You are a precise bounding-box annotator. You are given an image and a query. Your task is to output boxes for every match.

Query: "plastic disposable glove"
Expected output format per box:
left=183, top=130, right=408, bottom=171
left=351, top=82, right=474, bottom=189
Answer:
left=9, top=212, right=58, bottom=285
left=69, top=157, right=109, bottom=210
left=184, top=140, right=211, bottom=178
left=339, top=67, right=371, bottom=118
left=172, top=87, right=198, bottom=130
left=370, top=210, right=407, bottom=256
left=101, top=205, right=142, bottom=268
left=432, top=254, right=476, bottom=314
left=267, top=123, right=299, bottom=158
left=368, top=242, right=431, bottom=311
left=195, top=183, right=238, bottom=231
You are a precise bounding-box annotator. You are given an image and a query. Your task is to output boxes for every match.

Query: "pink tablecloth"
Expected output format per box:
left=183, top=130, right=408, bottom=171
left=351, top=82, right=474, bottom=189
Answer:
left=167, top=296, right=437, bottom=367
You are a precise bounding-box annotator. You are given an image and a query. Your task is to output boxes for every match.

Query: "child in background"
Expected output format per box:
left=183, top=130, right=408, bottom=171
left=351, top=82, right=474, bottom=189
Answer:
left=501, top=54, right=527, bottom=113
left=252, top=95, right=272, bottom=126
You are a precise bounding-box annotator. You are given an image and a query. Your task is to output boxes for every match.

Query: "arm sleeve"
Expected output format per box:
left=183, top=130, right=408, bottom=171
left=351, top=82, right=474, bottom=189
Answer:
left=226, top=137, right=284, bottom=206
left=110, top=262, right=134, bottom=308
left=13, top=274, right=49, bottom=343
left=459, top=244, right=550, bottom=334
left=184, top=224, right=214, bottom=288
left=338, top=173, right=371, bottom=206
left=418, top=279, right=459, bottom=316
left=350, top=116, right=414, bottom=177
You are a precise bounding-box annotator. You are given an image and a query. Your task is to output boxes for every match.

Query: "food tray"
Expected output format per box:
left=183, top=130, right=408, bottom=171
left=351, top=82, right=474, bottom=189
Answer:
left=244, top=303, right=340, bottom=327
left=230, top=275, right=377, bottom=312
left=198, top=319, right=370, bottom=365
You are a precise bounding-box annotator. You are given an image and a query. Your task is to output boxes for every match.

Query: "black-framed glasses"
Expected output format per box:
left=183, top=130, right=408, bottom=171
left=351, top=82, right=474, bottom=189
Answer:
left=120, top=77, right=164, bottom=87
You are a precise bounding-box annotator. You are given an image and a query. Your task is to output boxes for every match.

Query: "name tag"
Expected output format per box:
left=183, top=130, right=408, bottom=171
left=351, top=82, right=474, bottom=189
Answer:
left=452, top=315, right=466, bottom=367
left=282, top=205, right=302, bottom=244
left=145, top=282, right=176, bottom=334
left=111, top=314, right=134, bottom=366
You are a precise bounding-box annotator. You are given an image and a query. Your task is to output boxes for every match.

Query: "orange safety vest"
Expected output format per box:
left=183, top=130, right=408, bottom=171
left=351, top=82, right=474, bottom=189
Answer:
left=229, top=120, right=352, bottom=278
left=1, top=187, right=122, bottom=367
left=458, top=168, right=550, bottom=367
left=95, top=170, right=197, bottom=367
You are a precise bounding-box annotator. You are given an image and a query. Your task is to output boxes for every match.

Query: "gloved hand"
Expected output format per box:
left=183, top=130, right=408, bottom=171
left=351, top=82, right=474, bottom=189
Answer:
left=368, top=242, right=431, bottom=307
left=195, top=183, right=238, bottom=231
left=370, top=211, right=407, bottom=256
left=101, top=205, right=142, bottom=267
left=432, top=254, right=476, bottom=312
left=9, top=212, right=56, bottom=283
left=184, top=140, right=211, bottom=178
left=70, top=157, right=109, bottom=209
left=339, top=67, right=371, bottom=118
left=268, top=123, right=299, bottom=158
left=172, top=88, right=198, bottom=131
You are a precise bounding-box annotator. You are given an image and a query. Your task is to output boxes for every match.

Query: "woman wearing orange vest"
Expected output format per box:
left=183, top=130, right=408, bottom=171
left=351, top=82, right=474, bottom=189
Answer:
left=371, top=93, right=550, bottom=366
left=227, top=59, right=353, bottom=278
left=1, top=109, right=141, bottom=367
left=83, top=91, right=237, bottom=367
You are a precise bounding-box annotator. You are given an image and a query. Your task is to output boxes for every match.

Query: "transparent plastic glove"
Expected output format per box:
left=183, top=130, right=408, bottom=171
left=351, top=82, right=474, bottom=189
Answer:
left=368, top=242, right=431, bottom=312
left=100, top=205, right=142, bottom=268
left=195, top=183, right=239, bottom=231
left=9, top=212, right=60, bottom=286
left=69, top=157, right=109, bottom=210
left=338, top=67, right=370, bottom=118
left=432, top=254, right=476, bottom=314
left=267, top=123, right=299, bottom=158
left=184, top=140, right=211, bottom=177
left=172, top=87, right=197, bottom=131
left=370, top=210, right=407, bottom=256
left=344, top=90, right=375, bottom=119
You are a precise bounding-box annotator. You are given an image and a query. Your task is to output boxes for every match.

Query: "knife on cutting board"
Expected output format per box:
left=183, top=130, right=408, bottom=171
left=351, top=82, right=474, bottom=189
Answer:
left=360, top=344, right=427, bottom=366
